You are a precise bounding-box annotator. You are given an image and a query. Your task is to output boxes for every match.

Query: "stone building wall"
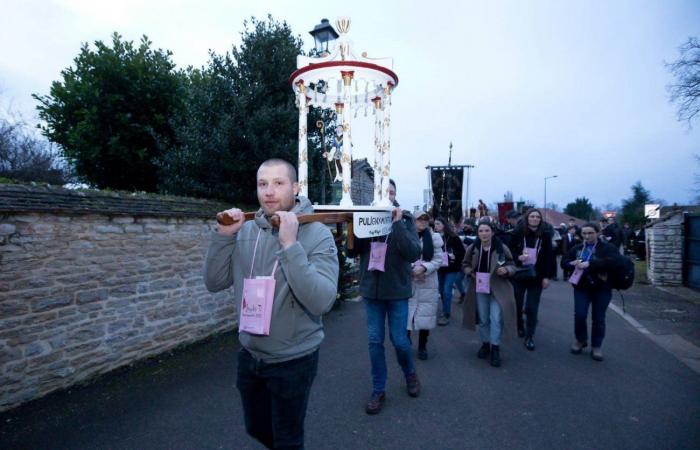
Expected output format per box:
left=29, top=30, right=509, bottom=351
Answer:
left=0, top=185, right=233, bottom=411
left=351, top=158, right=375, bottom=206
left=647, top=212, right=684, bottom=286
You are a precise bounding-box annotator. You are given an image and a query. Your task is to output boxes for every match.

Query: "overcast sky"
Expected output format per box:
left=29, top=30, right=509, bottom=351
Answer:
left=1, top=0, right=698, bottom=210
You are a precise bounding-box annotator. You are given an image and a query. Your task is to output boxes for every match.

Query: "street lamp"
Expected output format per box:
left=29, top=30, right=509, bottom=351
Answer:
left=309, top=19, right=339, bottom=55
left=544, top=175, right=558, bottom=224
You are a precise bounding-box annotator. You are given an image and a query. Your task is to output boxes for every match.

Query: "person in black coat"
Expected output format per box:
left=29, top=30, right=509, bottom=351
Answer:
left=602, top=217, right=622, bottom=249
left=560, top=225, right=582, bottom=278
left=434, top=217, right=466, bottom=325
left=561, top=223, right=619, bottom=361
left=507, top=208, right=555, bottom=350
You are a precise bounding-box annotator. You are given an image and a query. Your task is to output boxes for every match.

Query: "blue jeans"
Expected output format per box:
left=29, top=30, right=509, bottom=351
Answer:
left=476, top=293, right=503, bottom=345
left=438, top=271, right=462, bottom=316
left=574, top=286, right=612, bottom=348
left=237, top=348, right=319, bottom=450
left=364, top=298, right=416, bottom=394
left=455, top=272, right=467, bottom=295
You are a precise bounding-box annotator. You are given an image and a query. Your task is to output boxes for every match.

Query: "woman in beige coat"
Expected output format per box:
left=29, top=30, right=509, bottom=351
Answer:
left=462, top=220, right=517, bottom=367
left=407, top=211, right=444, bottom=360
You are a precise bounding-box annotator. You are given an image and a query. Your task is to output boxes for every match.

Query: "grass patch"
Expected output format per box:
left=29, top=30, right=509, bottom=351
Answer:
left=634, top=260, right=648, bottom=284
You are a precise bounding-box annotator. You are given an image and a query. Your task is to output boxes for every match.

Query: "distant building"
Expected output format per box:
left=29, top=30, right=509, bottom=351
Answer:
left=351, top=158, right=374, bottom=206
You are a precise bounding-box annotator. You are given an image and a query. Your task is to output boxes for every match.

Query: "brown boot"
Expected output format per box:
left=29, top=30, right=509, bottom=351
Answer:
left=365, top=392, right=385, bottom=415
left=406, top=373, right=421, bottom=397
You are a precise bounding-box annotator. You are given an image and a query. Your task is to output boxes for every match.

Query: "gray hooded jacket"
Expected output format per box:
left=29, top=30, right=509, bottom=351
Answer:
left=203, top=196, right=339, bottom=363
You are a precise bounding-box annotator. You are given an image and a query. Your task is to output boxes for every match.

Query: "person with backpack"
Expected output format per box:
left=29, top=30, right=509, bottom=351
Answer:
left=561, top=223, right=621, bottom=361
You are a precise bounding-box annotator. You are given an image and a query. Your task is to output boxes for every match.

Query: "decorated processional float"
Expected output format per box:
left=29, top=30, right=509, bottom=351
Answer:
left=217, top=18, right=398, bottom=247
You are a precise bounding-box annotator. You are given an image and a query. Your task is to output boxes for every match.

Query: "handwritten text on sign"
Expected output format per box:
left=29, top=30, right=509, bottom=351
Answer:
left=353, top=211, right=393, bottom=238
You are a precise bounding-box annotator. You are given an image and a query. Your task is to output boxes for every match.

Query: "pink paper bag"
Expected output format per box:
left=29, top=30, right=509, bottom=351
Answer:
left=441, top=251, right=449, bottom=267
left=239, top=276, right=276, bottom=335
left=522, top=246, right=538, bottom=266
left=569, top=266, right=584, bottom=286
left=368, top=241, right=388, bottom=272
left=476, top=272, right=491, bottom=294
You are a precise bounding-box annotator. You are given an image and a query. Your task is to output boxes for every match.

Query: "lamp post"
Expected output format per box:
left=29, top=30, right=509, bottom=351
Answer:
left=309, top=19, right=339, bottom=55
left=544, top=175, right=558, bottom=224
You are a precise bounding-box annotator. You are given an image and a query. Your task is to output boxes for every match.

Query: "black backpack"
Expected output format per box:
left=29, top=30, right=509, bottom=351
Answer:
left=608, top=254, right=635, bottom=290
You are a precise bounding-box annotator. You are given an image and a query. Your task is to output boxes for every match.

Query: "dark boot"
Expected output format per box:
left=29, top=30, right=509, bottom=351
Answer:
left=524, top=337, right=535, bottom=351
left=365, top=392, right=386, bottom=415
left=477, top=343, right=491, bottom=359
left=490, top=345, right=501, bottom=367
left=406, top=373, right=421, bottom=397
left=418, top=330, right=428, bottom=359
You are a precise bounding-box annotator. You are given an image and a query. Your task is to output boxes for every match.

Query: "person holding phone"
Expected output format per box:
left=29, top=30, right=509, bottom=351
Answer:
left=562, top=223, right=619, bottom=361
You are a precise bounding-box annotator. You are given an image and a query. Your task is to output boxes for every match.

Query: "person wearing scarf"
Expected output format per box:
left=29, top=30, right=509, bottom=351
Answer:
left=462, top=220, right=517, bottom=367
left=562, top=223, right=619, bottom=361
left=407, top=211, right=444, bottom=360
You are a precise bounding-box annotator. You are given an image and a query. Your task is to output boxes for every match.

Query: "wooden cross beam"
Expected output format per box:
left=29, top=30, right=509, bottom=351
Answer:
left=216, top=211, right=356, bottom=249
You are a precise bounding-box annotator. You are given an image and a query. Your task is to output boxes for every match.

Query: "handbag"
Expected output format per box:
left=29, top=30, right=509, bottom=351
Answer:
left=513, top=265, right=536, bottom=282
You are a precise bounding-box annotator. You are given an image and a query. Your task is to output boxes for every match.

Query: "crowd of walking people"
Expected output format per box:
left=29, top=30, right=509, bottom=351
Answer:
left=205, top=163, right=629, bottom=448
left=349, top=182, right=628, bottom=416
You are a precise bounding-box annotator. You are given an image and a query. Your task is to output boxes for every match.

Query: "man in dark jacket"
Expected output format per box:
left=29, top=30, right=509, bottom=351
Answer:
left=347, top=183, right=422, bottom=415
left=602, top=217, right=623, bottom=250
left=560, top=225, right=581, bottom=278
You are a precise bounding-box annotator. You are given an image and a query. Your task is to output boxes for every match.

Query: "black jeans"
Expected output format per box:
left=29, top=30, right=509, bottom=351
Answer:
left=236, top=348, right=319, bottom=450
left=513, top=280, right=543, bottom=338
left=407, top=330, right=429, bottom=350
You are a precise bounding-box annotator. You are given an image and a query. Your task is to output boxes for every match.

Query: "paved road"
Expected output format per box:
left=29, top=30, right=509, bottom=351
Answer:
left=1, top=281, right=699, bottom=449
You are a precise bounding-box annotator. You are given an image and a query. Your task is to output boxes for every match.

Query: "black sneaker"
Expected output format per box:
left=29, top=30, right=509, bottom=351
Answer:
left=418, top=348, right=428, bottom=360
left=490, top=345, right=501, bottom=367
left=365, top=392, right=386, bottom=415
left=406, top=373, right=421, bottom=397
left=477, top=343, right=491, bottom=359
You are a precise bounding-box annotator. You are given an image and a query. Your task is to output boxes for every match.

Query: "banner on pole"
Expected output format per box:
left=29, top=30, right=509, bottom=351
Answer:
left=430, top=167, right=464, bottom=224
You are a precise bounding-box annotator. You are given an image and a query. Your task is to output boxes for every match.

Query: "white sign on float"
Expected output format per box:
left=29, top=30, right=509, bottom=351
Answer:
left=353, top=211, right=393, bottom=238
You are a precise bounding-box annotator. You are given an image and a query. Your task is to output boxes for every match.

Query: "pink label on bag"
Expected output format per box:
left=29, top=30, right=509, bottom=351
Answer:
left=368, top=241, right=388, bottom=272
left=569, top=266, right=584, bottom=285
left=239, top=276, right=276, bottom=335
left=476, top=272, right=491, bottom=293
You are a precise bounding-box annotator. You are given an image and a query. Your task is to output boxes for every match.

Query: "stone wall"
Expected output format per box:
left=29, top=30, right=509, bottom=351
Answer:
left=647, top=212, right=684, bottom=286
left=0, top=185, right=233, bottom=411
left=351, top=158, right=375, bottom=206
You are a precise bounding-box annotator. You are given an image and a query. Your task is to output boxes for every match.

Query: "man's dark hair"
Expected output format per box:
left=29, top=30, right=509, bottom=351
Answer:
left=389, top=178, right=396, bottom=190
left=259, top=158, right=297, bottom=183
left=582, top=222, right=601, bottom=233
left=506, top=210, right=520, bottom=219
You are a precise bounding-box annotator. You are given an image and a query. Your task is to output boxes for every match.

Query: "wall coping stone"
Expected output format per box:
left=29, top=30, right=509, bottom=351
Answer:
left=0, top=184, right=230, bottom=219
